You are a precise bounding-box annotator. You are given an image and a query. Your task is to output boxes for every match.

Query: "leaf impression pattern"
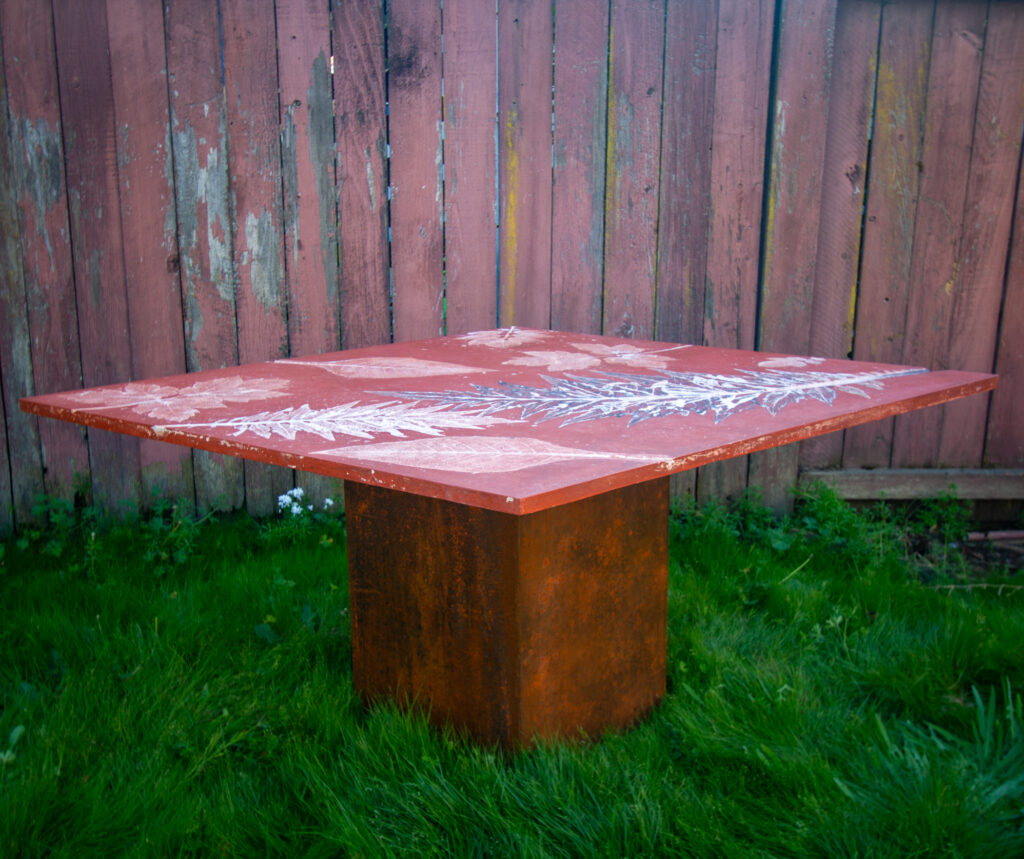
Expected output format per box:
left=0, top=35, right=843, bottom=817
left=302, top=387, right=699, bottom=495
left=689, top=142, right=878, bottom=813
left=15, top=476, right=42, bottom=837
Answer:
left=281, top=356, right=484, bottom=378
left=384, top=367, right=929, bottom=426
left=315, top=436, right=664, bottom=474
left=62, top=377, right=292, bottom=421
left=155, top=401, right=516, bottom=441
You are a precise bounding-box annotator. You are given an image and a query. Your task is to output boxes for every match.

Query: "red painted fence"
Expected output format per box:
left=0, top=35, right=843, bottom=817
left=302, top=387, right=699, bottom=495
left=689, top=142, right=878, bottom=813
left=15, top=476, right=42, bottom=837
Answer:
left=1, top=0, right=1022, bottom=529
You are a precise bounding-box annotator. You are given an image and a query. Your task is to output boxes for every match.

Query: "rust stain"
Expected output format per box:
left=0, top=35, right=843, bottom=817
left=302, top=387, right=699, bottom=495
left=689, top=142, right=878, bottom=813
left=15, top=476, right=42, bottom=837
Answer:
left=502, top=105, right=520, bottom=322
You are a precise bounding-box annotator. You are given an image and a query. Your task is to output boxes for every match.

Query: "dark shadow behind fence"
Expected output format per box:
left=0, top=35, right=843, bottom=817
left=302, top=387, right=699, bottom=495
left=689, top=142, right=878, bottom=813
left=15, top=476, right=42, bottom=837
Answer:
left=1, top=0, right=1022, bottom=531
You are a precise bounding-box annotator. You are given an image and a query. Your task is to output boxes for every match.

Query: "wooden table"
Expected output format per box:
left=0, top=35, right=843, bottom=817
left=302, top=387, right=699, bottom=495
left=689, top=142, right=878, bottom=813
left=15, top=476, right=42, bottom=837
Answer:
left=21, top=328, right=996, bottom=748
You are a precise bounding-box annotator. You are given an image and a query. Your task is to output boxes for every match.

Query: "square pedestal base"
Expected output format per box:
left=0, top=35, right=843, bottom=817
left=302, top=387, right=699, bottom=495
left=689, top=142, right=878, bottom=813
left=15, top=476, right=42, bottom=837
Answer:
left=345, top=478, right=668, bottom=749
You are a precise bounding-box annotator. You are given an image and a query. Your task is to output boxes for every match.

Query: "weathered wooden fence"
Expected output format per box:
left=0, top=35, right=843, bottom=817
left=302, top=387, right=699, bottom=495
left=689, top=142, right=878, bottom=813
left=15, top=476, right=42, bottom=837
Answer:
left=1, top=0, right=1022, bottom=530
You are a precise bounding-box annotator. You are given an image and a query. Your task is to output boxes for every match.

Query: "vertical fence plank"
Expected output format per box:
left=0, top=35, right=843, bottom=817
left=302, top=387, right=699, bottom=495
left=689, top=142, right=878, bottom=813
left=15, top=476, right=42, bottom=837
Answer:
left=655, top=0, right=717, bottom=346
left=891, top=1, right=986, bottom=468
left=601, top=0, right=665, bottom=341
left=498, top=0, right=553, bottom=329
left=443, top=0, right=497, bottom=335
left=550, top=0, right=609, bottom=336
left=388, top=0, right=445, bottom=341
left=985, top=143, right=1024, bottom=466
left=750, top=0, right=837, bottom=512
left=0, top=29, right=42, bottom=531
left=221, top=0, right=292, bottom=516
left=276, top=0, right=341, bottom=506
left=334, top=0, right=391, bottom=349
left=800, top=0, right=880, bottom=471
left=52, top=0, right=142, bottom=511
left=106, top=0, right=193, bottom=508
left=697, top=0, right=774, bottom=504
left=2, top=0, right=89, bottom=503
left=843, top=0, right=933, bottom=469
left=938, top=4, right=1024, bottom=467
left=165, top=0, right=243, bottom=512
left=278, top=0, right=338, bottom=357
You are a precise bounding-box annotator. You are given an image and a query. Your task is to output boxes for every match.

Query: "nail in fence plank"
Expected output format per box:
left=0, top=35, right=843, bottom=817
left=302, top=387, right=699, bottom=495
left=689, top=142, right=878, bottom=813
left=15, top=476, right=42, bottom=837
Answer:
left=892, top=0, right=986, bottom=469
left=52, top=0, right=142, bottom=511
left=0, top=28, right=43, bottom=531
left=276, top=0, right=341, bottom=507
left=107, top=0, right=194, bottom=507
left=1, top=0, right=89, bottom=503
left=601, top=0, right=665, bottom=342
left=800, top=0, right=880, bottom=471
left=498, top=0, right=553, bottom=329
left=443, top=0, right=498, bottom=335
left=984, top=94, right=1024, bottom=467
left=388, top=0, right=445, bottom=342
left=221, top=0, right=293, bottom=516
left=655, top=0, right=716, bottom=348
left=750, top=0, right=838, bottom=512
left=938, top=4, right=1024, bottom=467
left=697, top=0, right=774, bottom=504
left=164, top=0, right=243, bottom=512
left=550, top=0, right=609, bottom=336
left=843, top=1, right=932, bottom=469
left=334, top=0, right=391, bottom=349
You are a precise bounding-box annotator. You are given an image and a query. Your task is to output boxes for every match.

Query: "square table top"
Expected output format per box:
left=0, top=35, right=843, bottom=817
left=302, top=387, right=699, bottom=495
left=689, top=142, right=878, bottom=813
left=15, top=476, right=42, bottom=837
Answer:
left=21, top=328, right=996, bottom=514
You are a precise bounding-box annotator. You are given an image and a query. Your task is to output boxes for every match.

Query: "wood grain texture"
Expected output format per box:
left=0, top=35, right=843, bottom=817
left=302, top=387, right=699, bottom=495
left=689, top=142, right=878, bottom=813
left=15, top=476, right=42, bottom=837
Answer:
left=750, top=0, right=838, bottom=511
left=276, top=0, right=341, bottom=507
left=697, top=0, right=774, bottom=505
left=277, top=0, right=338, bottom=357
left=801, top=0, right=880, bottom=470
left=938, top=3, right=1024, bottom=467
left=985, top=136, right=1024, bottom=467
left=1, top=0, right=89, bottom=502
left=550, top=0, right=609, bottom=336
left=443, top=0, right=498, bottom=335
left=655, top=0, right=717, bottom=347
left=164, top=0, right=243, bottom=511
left=843, top=0, right=933, bottom=469
left=107, top=0, right=193, bottom=505
left=334, top=0, right=391, bottom=349
left=0, top=28, right=42, bottom=531
left=891, top=0, right=986, bottom=468
left=601, top=0, right=665, bottom=342
left=52, top=0, right=142, bottom=510
left=498, top=0, right=553, bottom=329
left=221, top=0, right=292, bottom=515
left=388, top=0, right=445, bottom=341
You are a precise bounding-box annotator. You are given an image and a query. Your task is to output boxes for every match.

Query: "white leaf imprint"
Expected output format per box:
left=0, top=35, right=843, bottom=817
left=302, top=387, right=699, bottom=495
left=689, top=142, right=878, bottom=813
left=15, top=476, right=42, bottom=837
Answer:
left=758, top=356, right=826, bottom=369
left=282, top=356, right=483, bottom=378
left=157, top=401, right=516, bottom=441
left=315, top=435, right=663, bottom=474
left=461, top=327, right=549, bottom=348
left=386, top=367, right=929, bottom=426
left=63, top=376, right=292, bottom=421
left=504, top=351, right=602, bottom=371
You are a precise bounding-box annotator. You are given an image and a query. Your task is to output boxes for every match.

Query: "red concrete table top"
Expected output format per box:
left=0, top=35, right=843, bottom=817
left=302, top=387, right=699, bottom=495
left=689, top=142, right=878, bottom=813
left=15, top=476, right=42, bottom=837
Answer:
left=21, top=328, right=996, bottom=514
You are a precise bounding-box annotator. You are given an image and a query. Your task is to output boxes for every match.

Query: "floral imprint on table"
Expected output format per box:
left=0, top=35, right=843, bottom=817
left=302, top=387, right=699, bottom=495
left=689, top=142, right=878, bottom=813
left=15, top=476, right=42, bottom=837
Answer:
left=383, top=367, right=929, bottom=427
left=315, top=436, right=664, bottom=474
left=460, top=327, right=550, bottom=349
left=62, top=376, right=292, bottom=421
left=280, top=356, right=485, bottom=379
left=155, top=401, right=517, bottom=441
left=502, top=342, right=689, bottom=373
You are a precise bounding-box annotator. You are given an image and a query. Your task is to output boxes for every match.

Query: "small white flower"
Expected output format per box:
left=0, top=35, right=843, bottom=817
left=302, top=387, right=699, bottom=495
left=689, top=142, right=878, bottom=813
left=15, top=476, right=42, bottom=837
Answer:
left=291, top=487, right=305, bottom=499
left=323, top=498, right=334, bottom=508
left=277, top=493, right=291, bottom=510
left=290, top=503, right=303, bottom=516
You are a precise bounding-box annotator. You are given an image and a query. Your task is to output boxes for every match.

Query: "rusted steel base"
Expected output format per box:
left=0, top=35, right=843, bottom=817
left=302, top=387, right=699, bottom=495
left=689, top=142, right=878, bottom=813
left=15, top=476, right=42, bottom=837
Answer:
left=345, top=477, right=669, bottom=749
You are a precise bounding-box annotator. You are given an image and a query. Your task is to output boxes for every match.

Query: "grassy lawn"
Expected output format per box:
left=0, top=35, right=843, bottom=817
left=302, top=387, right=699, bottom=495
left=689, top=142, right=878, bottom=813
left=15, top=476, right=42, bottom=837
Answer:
left=1, top=486, right=1022, bottom=857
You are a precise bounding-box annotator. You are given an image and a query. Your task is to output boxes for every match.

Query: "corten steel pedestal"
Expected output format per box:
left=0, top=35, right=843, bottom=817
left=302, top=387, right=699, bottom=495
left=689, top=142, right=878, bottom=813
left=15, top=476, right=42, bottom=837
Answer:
left=346, top=479, right=668, bottom=748
left=20, top=328, right=997, bottom=748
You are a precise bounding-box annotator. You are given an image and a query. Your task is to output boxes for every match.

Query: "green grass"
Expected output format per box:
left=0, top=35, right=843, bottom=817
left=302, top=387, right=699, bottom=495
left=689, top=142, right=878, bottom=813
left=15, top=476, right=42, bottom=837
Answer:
left=1, top=486, right=1022, bottom=857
